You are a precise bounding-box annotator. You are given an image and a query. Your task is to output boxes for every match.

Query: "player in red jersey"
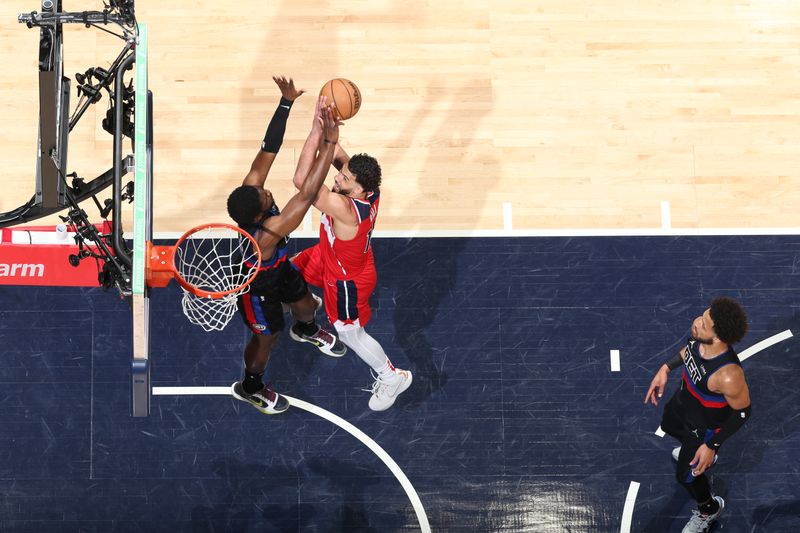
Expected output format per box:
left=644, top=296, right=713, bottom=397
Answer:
left=289, top=102, right=412, bottom=411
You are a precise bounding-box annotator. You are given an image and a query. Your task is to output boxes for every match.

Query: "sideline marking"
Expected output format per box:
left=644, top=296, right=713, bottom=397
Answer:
left=661, top=201, right=671, bottom=230
left=620, top=481, right=640, bottom=533
left=610, top=349, right=621, bottom=372
left=653, top=329, right=793, bottom=437
left=153, top=386, right=431, bottom=532
left=503, top=202, right=513, bottom=230
left=138, top=226, right=800, bottom=240
left=154, top=386, right=229, bottom=395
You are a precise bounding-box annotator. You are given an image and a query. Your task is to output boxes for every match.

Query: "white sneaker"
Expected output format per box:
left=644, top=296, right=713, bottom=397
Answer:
left=672, top=446, right=718, bottom=465
left=367, top=369, right=413, bottom=411
left=681, top=495, right=724, bottom=533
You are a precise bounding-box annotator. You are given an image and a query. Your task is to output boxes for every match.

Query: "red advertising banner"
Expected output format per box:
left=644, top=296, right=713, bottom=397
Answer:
left=0, top=222, right=114, bottom=287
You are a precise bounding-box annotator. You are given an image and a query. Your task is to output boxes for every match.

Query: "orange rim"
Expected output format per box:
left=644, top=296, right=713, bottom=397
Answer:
left=170, top=222, right=261, bottom=298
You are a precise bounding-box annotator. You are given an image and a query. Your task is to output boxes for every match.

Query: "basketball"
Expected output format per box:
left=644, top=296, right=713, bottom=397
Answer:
left=319, top=78, right=361, bottom=120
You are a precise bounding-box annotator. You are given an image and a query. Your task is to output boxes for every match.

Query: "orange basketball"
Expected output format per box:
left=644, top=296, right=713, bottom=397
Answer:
left=319, top=78, right=361, bottom=120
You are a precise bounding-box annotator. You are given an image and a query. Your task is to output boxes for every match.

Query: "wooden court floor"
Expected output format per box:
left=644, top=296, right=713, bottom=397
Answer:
left=2, top=1, right=800, bottom=234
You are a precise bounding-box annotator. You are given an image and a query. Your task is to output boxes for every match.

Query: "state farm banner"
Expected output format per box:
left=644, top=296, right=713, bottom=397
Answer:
left=0, top=223, right=114, bottom=287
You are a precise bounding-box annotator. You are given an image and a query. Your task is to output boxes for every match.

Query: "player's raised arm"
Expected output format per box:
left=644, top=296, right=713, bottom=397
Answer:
left=332, top=142, right=350, bottom=171
left=243, top=76, right=305, bottom=187
left=292, top=95, right=325, bottom=189
left=263, top=105, right=341, bottom=237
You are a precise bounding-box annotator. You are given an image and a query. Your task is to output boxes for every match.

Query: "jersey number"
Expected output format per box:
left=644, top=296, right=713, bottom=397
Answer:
left=363, top=222, right=375, bottom=254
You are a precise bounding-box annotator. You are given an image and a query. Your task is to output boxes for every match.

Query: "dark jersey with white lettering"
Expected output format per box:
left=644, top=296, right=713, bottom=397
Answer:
left=677, top=338, right=741, bottom=428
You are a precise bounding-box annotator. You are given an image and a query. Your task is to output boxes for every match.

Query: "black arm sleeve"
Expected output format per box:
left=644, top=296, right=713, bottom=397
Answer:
left=666, top=352, right=683, bottom=371
left=707, top=404, right=751, bottom=450
left=261, top=97, right=293, bottom=153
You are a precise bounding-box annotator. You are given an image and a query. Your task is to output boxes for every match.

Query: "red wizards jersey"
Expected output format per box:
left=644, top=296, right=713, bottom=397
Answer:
left=319, top=189, right=379, bottom=278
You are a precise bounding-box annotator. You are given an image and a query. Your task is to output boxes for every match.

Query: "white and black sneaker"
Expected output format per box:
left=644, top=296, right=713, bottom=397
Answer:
left=367, top=368, right=413, bottom=411
left=289, top=324, right=347, bottom=357
left=681, top=496, right=725, bottom=533
left=231, top=382, right=289, bottom=414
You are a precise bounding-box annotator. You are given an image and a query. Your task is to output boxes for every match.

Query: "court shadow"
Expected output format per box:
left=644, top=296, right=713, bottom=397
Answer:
left=301, top=456, right=404, bottom=532
left=384, top=80, right=499, bottom=408
left=724, top=312, right=800, bottom=474
left=190, top=455, right=401, bottom=532
left=190, top=457, right=299, bottom=532
left=639, top=477, right=728, bottom=533
left=638, top=490, right=687, bottom=533
left=750, top=499, right=800, bottom=530
left=380, top=238, right=452, bottom=409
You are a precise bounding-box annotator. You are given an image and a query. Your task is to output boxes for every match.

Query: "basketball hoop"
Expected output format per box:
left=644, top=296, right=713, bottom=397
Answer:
left=146, top=223, right=261, bottom=332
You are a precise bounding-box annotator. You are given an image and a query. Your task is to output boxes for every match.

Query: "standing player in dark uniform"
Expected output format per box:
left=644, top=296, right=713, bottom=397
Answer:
left=226, top=77, right=345, bottom=415
left=288, top=99, right=412, bottom=411
left=644, top=297, right=750, bottom=533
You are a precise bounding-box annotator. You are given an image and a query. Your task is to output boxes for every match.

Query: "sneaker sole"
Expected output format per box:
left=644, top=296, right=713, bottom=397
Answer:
left=230, top=383, right=289, bottom=415
left=288, top=328, right=347, bottom=358
left=369, top=371, right=413, bottom=412
left=709, top=495, right=725, bottom=523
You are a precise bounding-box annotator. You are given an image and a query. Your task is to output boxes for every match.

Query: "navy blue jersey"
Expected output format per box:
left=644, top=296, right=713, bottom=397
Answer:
left=238, top=203, right=294, bottom=295
left=678, top=338, right=742, bottom=428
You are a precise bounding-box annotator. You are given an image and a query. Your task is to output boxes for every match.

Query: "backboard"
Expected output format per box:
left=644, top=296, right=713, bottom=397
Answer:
left=131, top=23, right=152, bottom=417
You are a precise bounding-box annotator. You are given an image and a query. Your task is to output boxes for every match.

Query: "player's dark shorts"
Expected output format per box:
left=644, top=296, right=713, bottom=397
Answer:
left=237, top=261, right=308, bottom=335
left=661, top=390, right=720, bottom=484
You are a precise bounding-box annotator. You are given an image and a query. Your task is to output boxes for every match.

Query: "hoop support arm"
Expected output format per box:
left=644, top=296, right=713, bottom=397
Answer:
left=145, top=241, right=174, bottom=288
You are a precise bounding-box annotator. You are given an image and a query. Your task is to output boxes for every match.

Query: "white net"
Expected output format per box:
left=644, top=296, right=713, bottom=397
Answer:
left=174, top=226, right=260, bottom=332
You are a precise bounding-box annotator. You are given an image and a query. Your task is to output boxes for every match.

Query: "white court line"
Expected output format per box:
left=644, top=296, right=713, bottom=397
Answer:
left=738, top=329, right=793, bottom=362
left=154, top=386, right=230, bottom=395
left=620, top=481, right=640, bottom=533
left=135, top=226, right=800, bottom=241
left=653, top=329, right=793, bottom=437
left=152, top=386, right=431, bottom=533
left=660, top=201, right=671, bottom=230
left=610, top=350, right=621, bottom=372
left=503, top=202, right=513, bottom=230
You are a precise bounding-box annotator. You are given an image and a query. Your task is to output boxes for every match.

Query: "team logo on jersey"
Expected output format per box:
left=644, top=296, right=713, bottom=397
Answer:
left=683, top=343, right=703, bottom=384
left=251, top=323, right=267, bottom=332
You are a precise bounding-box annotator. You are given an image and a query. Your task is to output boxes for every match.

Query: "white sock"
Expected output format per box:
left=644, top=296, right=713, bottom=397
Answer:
left=336, top=326, right=399, bottom=382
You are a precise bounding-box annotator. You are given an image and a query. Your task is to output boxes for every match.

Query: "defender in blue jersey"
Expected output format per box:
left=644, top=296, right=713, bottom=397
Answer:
left=645, top=297, right=750, bottom=533
left=225, top=78, right=345, bottom=415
